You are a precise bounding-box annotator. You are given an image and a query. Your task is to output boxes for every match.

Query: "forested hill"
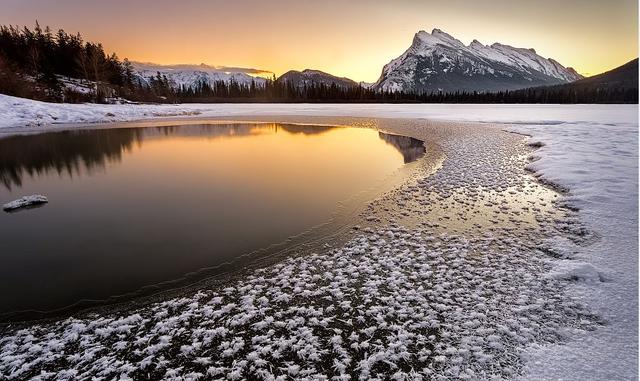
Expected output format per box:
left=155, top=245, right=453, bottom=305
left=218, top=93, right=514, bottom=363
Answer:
left=573, top=58, right=638, bottom=88
left=500, top=58, right=638, bottom=103
left=0, top=24, right=129, bottom=102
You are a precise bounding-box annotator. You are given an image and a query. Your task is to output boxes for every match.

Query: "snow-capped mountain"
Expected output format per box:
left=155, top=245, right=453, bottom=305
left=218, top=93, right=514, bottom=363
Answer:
left=277, top=69, right=358, bottom=88
left=132, top=62, right=269, bottom=90
left=375, top=29, right=582, bottom=93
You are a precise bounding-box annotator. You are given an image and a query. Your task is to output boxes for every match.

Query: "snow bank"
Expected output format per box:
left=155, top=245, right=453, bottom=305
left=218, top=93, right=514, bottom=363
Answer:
left=507, top=110, right=638, bottom=381
left=2, top=195, right=48, bottom=212
left=0, top=94, right=203, bottom=130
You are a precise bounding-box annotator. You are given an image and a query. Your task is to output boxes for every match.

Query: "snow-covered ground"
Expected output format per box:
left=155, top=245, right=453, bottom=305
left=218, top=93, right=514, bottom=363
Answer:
left=0, top=95, right=637, bottom=380
left=0, top=94, right=634, bottom=132
left=509, top=117, right=638, bottom=381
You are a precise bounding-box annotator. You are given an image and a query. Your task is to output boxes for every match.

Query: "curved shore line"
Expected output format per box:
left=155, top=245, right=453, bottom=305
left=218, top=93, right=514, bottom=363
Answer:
left=0, top=118, right=447, bottom=324
left=0, top=106, right=636, bottom=380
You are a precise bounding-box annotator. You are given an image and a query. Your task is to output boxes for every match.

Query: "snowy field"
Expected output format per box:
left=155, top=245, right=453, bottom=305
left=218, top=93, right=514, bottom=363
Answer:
left=0, top=94, right=636, bottom=132
left=0, top=95, right=637, bottom=380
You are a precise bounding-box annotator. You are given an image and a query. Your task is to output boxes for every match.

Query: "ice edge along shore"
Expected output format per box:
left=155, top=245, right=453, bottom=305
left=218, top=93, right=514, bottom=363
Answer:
left=0, top=94, right=637, bottom=380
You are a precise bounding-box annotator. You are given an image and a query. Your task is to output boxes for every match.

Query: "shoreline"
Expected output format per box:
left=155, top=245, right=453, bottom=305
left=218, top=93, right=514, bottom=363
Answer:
left=0, top=106, right=637, bottom=380
left=0, top=94, right=637, bottom=135
left=0, top=118, right=444, bottom=324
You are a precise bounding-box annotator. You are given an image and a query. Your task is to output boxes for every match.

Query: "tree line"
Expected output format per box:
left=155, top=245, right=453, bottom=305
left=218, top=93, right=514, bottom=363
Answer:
left=0, top=23, right=636, bottom=104
left=176, top=78, right=638, bottom=104
left=0, top=23, right=169, bottom=102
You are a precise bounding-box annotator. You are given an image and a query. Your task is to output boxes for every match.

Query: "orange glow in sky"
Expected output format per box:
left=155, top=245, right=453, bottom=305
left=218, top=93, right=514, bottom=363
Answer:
left=1, top=0, right=637, bottom=81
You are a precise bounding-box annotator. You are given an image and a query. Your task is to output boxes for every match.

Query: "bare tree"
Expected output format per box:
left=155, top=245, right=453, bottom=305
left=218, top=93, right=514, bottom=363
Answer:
left=29, top=45, right=40, bottom=78
left=75, top=50, right=89, bottom=84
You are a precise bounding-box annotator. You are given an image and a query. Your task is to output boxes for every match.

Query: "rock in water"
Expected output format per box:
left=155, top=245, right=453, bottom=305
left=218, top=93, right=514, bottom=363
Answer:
left=3, top=195, right=48, bottom=212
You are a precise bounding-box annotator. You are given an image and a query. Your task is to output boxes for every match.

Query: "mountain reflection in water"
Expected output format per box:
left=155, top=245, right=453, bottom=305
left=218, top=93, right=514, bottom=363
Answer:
left=378, top=131, right=426, bottom=163
left=0, top=124, right=424, bottom=190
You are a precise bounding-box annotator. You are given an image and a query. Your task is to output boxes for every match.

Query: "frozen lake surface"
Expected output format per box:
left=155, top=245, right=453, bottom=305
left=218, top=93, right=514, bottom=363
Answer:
left=0, top=96, right=636, bottom=381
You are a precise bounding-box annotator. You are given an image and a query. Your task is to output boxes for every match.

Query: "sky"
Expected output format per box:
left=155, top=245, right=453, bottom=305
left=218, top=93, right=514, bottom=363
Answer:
left=1, top=0, right=637, bottom=82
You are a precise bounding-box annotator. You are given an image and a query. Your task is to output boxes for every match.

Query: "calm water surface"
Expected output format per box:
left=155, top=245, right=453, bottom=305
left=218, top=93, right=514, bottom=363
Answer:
left=0, top=123, right=424, bottom=315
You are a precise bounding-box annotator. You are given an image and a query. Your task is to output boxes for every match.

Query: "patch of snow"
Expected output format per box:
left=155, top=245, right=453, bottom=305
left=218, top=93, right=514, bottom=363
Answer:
left=56, top=76, right=95, bottom=95
left=2, top=195, right=48, bottom=212
left=548, top=261, right=606, bottom=283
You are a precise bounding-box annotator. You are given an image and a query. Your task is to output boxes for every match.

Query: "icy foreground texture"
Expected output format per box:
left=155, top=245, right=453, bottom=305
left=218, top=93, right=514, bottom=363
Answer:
left=0, top=119, right=597, bottom=380
left=0, top=101, right=637, bottom=380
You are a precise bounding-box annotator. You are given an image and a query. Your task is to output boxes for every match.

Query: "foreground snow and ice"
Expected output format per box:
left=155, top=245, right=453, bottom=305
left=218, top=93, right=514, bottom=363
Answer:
left=508, top=118, right=638, bottom=381
left=0, top=95, right=636, bottom=380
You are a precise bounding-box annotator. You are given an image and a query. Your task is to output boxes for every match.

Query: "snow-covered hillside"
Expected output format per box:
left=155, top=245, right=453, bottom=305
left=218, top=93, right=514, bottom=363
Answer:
left=132, top=62, right=269, bottom=90
left=375, top=29, right=582, bottom=93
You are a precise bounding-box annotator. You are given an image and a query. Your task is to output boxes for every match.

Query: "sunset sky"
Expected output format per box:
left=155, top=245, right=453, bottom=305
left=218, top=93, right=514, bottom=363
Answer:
left=1, top=0, right=637, bottom=82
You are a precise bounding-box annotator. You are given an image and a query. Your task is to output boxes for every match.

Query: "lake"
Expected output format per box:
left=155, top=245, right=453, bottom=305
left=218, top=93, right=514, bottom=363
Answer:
left=0, top=122, right=425, bottom=316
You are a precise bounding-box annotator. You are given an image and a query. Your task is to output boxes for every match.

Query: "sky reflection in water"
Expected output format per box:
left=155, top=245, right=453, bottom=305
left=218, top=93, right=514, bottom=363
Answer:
left=0, top=123, right=425, bottom=314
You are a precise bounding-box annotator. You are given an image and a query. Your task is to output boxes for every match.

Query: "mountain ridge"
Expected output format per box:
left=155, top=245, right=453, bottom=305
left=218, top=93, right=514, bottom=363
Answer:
left=131, top=62, right=269, bottom=90
left=374, top=28, right=582, bottom=93
left=130, top=29, right=585, bottom=94
left=277, top=69, right=358, bottom=89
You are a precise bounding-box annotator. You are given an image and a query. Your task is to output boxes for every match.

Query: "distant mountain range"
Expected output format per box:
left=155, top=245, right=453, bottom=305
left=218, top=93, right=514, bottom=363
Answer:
left=2, top=23, right=634, bottom=103
left=132, top=62, right=268, bottom=90
left=133, top=64, right=361, bottom=91
left=130, top=29, right=632, bottom=96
